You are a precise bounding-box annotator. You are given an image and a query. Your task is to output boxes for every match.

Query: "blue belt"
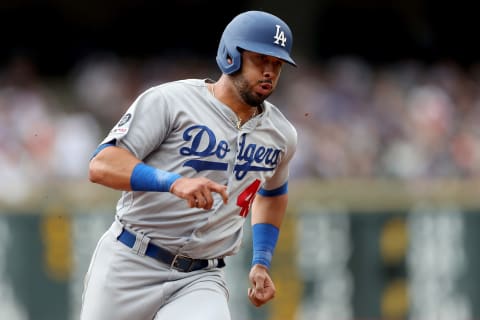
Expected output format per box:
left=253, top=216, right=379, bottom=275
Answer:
left=117, top=228, right=225, bottom=272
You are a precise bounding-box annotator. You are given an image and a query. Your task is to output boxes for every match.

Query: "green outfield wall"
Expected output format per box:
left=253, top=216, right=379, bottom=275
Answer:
left=1, top=179, right=480, bottom=320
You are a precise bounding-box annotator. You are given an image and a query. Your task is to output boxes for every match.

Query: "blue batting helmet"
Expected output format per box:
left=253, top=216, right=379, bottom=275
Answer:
left=216, top=11, right=297, bottom=74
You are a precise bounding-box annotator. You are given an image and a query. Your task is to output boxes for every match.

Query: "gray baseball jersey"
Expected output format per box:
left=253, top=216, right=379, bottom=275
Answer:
left=102, top=78, right=297, bottom=259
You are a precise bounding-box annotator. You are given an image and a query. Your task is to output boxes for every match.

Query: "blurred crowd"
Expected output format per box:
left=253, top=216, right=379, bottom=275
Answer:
left=2, top=53, right=480, bottom=205
left=281, top=57, right=480, bottom=181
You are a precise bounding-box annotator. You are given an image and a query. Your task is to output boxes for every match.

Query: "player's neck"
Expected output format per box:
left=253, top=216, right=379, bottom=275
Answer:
left=209, top=81, right=260, bottom=124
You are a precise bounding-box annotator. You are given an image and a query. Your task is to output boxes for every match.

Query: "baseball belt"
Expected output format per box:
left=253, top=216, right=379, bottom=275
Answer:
left=117, top=228, right=226, bottom=272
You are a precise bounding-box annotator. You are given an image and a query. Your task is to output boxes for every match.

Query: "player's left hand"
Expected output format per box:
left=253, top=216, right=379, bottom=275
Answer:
left=247, top=264, right=276, bottom=307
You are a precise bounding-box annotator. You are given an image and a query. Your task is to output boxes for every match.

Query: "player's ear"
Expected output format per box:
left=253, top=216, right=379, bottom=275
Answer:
left=228, top=49, right=244, bottom=65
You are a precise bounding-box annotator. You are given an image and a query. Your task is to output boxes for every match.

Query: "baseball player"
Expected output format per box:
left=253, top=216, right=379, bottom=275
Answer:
left=80, top=10, right=297, bottom=320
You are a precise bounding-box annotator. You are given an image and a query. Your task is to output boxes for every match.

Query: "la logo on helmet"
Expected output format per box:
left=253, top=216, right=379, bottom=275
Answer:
left=273, top=25, right=287, bottom=47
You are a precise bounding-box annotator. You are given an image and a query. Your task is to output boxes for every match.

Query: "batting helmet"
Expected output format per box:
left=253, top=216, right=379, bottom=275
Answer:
left=216, top=11, right=297, bottom=74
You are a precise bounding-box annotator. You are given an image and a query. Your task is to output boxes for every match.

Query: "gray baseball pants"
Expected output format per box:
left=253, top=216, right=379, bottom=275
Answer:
left=80, top=221, right=231, bottom=320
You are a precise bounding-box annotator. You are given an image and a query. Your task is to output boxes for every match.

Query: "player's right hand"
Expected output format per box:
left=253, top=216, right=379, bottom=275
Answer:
left=248, top=264, right=276, bottom=307
left=170, top=177, right=228, bottom=210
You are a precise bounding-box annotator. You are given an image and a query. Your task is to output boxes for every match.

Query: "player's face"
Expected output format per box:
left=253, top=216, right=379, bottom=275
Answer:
left=232, top=51, right=284, bottom=107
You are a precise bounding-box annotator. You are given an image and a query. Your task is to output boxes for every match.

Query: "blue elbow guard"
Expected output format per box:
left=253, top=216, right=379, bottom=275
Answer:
left=130, top=163, right=181, bottom=192
left=251, top=223, right=279, bottom=269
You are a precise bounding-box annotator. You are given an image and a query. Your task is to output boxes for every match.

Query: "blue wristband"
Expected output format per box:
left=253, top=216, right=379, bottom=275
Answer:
left=130, top=163, right=182, bottom=192
left=251, top=223, right=279, bottom=269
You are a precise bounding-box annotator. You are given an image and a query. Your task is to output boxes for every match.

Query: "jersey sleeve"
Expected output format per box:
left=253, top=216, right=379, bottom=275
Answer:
left=260, top=122, right=298, bottom=193
left=101, top=86, right=172, bottom=160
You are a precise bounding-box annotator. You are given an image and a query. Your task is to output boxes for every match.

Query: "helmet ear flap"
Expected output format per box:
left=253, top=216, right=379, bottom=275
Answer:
left=216, top=38, right=242, bottom=74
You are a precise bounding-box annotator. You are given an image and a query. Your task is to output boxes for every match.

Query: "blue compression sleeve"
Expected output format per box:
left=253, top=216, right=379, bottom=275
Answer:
left=251, top=223, right=280, bottom=269
left=130, top=163, right=182, bottom=192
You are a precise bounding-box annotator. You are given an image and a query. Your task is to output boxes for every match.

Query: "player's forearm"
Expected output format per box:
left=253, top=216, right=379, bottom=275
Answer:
left=89, top=146, right=140, bottom=190
left=251, top=194, right=288, bottom=227
left=250, top=194, right=287, bottom=269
